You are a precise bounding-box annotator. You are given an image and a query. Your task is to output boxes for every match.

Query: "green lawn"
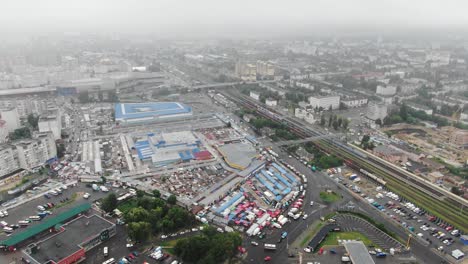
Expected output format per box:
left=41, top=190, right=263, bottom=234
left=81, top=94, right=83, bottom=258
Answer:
left=320, top=231, right=373, bottom=247
left=319, top=191, right=341, bottom=203
left=161, top=239, right=181, bottom=255
left=117, top=199, right=138, bottom=213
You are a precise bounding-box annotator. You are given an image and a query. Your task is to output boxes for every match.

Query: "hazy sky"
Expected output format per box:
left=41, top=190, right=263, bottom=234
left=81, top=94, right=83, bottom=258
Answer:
left=1, top=0, right=468, bottom=37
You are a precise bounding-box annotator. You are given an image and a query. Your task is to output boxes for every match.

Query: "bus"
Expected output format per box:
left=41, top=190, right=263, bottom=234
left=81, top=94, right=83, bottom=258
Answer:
left=29, top=216, right=41, bottom=221
left=102, top=258, right=115, bottom=264
left=103, top=247, right=108, bottom=257
left=18, top=220, right=30, bottom=226
left=264, top=244, right=277, bottom=250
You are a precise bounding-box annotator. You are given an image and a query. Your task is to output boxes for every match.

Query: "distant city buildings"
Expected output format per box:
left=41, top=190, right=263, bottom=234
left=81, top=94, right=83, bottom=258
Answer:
left=376, top=85, right=397, bottom=96
left=366, top=102, right=388, bottom=122
left=256, top=60, right=275, bottom=77
left=235, top=62, right=257, bottom=81
left=250, top=91, right=260, bottom=101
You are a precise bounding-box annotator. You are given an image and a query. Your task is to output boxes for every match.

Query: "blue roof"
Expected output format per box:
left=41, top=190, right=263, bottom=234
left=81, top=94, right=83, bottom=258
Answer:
left=115, top=102, right=192, bottom=120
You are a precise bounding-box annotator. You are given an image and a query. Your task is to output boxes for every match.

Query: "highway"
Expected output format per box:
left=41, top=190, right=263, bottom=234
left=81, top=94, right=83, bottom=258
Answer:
left=223, top=90, right=468, bottom=233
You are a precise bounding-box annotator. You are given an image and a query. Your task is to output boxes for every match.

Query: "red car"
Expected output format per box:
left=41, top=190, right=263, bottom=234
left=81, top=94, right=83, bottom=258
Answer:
left=128, top=253, right=135, bottom=259
left=264, top=256, right=272, bottom=261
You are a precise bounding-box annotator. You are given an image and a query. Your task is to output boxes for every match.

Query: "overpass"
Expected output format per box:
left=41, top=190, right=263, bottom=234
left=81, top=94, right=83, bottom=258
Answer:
left=273, top=134, right=339, bottom=147
left=191, top=80, right=276, bottom=90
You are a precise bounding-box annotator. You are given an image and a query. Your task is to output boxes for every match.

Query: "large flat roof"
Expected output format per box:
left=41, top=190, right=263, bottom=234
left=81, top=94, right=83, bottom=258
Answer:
left=1, top=203, right=91, bottom=247
left=344, top=241, right=375, bottom=264
left=29, top=214, right=113, bottom=264
left=115, top=102, right=192, bottom=120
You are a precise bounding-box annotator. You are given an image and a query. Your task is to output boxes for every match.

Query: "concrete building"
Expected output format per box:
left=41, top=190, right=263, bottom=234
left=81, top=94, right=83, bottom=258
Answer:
left=0, top=120, right=8, bottom=143
left=308, top=96, right=340, bottom=110
left=295, top=108, right=316, bottom=124
left=408, top=103, right=433, bottom=115
left=450, top=130, right=468, bottom=149
left=0, top=107, right=20, bottom=132
left=14, top=132, right=57, bottom=169
left=0, top=145, right=20, bottom=178
left=250, top=91, right=260, bottom=101
left=376, top=85, right=397, bottom=96
left=366, top=102, right=388, bottom=122
left=256, top=60, right=275, bottom=77
left=235, top=62, right=257, bottom=81
left=341, top=97, right=368, bottom=108
left=265, top=98, right=278, bottom=107
left=427, top=171, right=444, bottom=183
left=114, top=102, right=192, bottom=125
left=295, top=81, right=314, bottom=91
left=38, top=114, right=62, bottom=140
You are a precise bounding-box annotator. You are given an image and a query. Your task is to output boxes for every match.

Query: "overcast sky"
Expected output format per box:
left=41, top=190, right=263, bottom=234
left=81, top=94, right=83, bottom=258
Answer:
left=1, top=0, right=467, bottom=37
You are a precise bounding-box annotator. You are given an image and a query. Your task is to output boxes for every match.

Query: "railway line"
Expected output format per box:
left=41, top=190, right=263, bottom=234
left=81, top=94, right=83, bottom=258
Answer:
left=223, top=90, right=468, bottom=232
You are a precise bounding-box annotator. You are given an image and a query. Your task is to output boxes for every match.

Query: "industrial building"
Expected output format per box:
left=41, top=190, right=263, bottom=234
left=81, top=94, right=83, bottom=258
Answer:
left=132, top=131, right=209, bottom=167
left=21, top=211, right=115, bottom=264
left=115, top=102, right=192, bottom=125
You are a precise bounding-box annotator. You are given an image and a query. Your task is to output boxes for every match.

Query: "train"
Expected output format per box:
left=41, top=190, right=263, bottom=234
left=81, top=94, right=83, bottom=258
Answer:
left=359, top=168, right=387, bottom=186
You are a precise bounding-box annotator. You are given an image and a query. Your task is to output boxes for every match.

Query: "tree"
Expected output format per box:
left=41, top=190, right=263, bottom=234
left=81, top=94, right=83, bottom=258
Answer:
left=361, top=135, right=371, bottom=146
left=127, top=221, right=152, bottom=242
left=167, top=194, right=177, bottom=205
left=337, top=117, right=343, bottom=128
left=400, top=103, right=408, bottom=121
left=136, top=189, right=145, bottom=198
left=375, top=118, right=382, bottom=126
left=125, top=207, right=150, bottom=223
left=342, top=119, right=349, bottom=130
left=101, top=193, right=118, bottom=213
left=152, top=189, right=161, bottom=198
left=9, top=127, right=32, bottom=140
left=320, top=115, right=326, bottom=126
left=328, top=115, right=332, bottom=127
left=332, top=120, right=339, bottom=130
left=27, top=114, right=39, bottom=130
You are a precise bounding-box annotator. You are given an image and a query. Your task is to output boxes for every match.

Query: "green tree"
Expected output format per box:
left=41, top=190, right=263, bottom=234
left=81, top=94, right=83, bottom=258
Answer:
left=125, top=207, right=150, bottom=223
left=167, top=194, right=177, bottom=205
left=152, top=189, right=161, bottom=198
left=332, top=120, right=339, bottom=130
left=127, top=221, right=152, bottom=242
left=320, top=115, right=326, bottom=126
left=342, top=119, right=349, bottom=130
left=400, top=103, right=408, bottom=121
left=9, top=127, right=32, bottom=140
left=136, top=189, right=145, bottom=198
left=101, top=193, right=118, bottom=213
left=337, top=117, right=343, bottom=127
left=375, top=118, right=382, bottom=126
left=27, top=114, right=39, bottom=129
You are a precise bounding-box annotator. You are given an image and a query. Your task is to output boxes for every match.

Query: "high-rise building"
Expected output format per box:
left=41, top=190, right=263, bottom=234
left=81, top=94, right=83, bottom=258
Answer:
left=14, top=132, right=57, bottom=169
left=38, top=113, right=62, bottom=140
left=256, top=61, right=275, bottom=77
left=235, top=61, right=257, bottom=81
left=0, top=107, right=20, bottom=132
left=0, top=145, right=20, bottom=177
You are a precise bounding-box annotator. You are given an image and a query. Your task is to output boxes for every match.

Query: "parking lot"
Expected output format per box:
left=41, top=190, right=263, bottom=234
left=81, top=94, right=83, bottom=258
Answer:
left=330, top=166, right=466, bottom=259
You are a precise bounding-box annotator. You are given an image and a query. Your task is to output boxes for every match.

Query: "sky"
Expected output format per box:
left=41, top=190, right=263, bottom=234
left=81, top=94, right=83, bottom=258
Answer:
left=1, top=0, right=468, bottom=37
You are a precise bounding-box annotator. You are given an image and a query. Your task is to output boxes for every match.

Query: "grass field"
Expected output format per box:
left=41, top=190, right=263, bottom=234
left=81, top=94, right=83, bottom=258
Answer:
left=319, top=231, right=374, bottom=247
left=319, top=191, right=341, bottom=203
left=117, top=198, right=138, bottom=213
left=161, top=239, right=181, bottom=254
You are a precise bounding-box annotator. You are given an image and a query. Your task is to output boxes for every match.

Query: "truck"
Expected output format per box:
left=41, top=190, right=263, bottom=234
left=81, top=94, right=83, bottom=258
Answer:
left=92, top=184, right=99, bottom=191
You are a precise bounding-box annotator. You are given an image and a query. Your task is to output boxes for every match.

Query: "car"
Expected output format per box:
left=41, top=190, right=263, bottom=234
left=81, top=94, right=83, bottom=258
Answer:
left=310, top=201, right=314, bottom=206
left=251, top=241, right=259, bottom=246
left=369, top=250, right=376, bottom=255
left=417, top=233, right=423, bottom=237
left=264, top=256, right=272, bottom=261
left=0, top=212, right=4, bottom=218
left=37, top=206, right=45, bottom=211
left=161, top=235, right=167, bottom=239
left=302, top=214, right=308, bottom=220
left=83, top=193, right=90, bottom=199
left=2, top=210, right=8, bottom=217
left=304, top=247, right=311, bottom=253
left=128, top=253, right=135, bottom=259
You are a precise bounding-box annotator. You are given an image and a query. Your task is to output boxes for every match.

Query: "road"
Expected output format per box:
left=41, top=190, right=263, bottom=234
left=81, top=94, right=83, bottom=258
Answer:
left=240, top=141, right=446, bottom=264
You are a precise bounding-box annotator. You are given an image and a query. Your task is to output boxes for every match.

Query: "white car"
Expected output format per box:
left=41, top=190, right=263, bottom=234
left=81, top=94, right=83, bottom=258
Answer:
left=83, top=193, right=90, bottom=199
left=303, top=247, right=311, bottom=253
left=37, top=205, right=45, bottom=211
left=161, top=235, right=168, bottom=239
left=303, top=214, right=308, bottom=220
left=2, top=211, right=7, bottom=217
left=369, top=250, right=376, bottom=255
left=251, top=241, right=259, bottom=246
left=0, top=212, right=4, bottom=218
left=417, top=233, right=423, bottom=237
left=310, top=201, right=314, bottom=206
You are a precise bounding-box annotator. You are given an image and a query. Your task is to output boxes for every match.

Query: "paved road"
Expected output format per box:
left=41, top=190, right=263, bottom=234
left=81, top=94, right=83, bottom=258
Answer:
left=241, top=141, right=446, bottom=264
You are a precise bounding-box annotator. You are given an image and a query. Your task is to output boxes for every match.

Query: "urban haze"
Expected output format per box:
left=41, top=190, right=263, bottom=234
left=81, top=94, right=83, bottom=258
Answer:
left=0, top=1, right=467, bottom=264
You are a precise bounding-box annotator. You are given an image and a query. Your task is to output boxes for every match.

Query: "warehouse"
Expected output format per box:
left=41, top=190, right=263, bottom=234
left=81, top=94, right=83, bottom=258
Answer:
left=114, top=102, right=192, bottom=125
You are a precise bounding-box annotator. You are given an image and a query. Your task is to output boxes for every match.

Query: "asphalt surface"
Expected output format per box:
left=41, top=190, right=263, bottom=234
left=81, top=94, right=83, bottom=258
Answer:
left=240, top=141, right=446, bottom=264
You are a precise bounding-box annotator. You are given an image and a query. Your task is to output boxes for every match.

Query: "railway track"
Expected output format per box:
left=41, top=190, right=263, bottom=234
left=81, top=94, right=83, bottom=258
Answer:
left=223, top=90, right=468, bottom=232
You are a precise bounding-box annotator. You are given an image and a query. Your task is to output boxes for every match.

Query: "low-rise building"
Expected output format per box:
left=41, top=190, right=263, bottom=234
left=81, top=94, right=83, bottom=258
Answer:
left=366, top=102, right=388, bottom=122
left=265, top=98, right=278, bottom=107
left=407, top=103, right=433, bottom=115
left=250, top=91, right=260, bottom=101
left=308, top=95, right=340, bottom=110
left=376, top=85, right=397, bottom=96
left=427, top=171, right=444, bottom=183
left=341, top=97, right=368, bottom=108
left=450, top=130, right=468, bottom=149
